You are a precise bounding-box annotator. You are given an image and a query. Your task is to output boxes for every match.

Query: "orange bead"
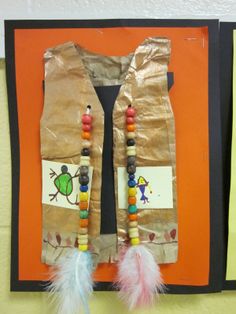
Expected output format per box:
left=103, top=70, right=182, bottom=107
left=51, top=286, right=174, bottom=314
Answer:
left=129, top=214, right=138, bottom=221
left=128, top=196, right=136, bottom=205
left=80, top=219, right=88, bottom=227
left=79, top=201, right=88, bottom=210
left=82, top=131, right=91, bottom=140
left=127, top=124, right=135, bottom=132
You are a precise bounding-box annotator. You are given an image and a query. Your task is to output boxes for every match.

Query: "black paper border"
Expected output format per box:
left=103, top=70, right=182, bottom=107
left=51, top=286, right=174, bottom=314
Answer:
left=5, top=19, right=224, bottom=293
left=220, top=22, right=236, bottom=290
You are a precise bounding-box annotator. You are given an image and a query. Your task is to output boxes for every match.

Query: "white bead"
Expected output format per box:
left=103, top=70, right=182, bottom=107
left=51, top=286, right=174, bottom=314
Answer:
left=128, top=227, right=139, bottom=238
left=80, top=160, right=90, bottom=166
left=78, top=234, right=88, bottom=241
left=127, top=146, right=136, bottom=151
left=82, top=140, right=91, bottom=148
left=80, top=156, right=90, bottom=166
left=127, top=146, right=136, bottom=156
left=127, top=132, right=135, bottom=139
left=129, top=221, right=138, bottom=228
left=78, top=238, right=88, bottom=245
left=79, top=228, right=88, bottom=235
left=80, top=156, right=90, bottom=161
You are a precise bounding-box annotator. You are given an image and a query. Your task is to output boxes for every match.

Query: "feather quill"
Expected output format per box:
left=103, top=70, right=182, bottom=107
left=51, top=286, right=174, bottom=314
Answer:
left=47, top=248, right=93, bottom=314
left=116, top=245, right=164, bottom=310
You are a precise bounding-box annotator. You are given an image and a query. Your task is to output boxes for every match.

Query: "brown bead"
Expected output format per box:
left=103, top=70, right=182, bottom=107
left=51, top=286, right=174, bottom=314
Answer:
left=127, top=164, right=136, bottom=174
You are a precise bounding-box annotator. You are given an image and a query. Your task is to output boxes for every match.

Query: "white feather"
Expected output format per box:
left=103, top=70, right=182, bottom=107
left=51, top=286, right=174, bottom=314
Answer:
left=47, top=248, right=93, bottom=314
left=117, top=245, right=164, bottom=310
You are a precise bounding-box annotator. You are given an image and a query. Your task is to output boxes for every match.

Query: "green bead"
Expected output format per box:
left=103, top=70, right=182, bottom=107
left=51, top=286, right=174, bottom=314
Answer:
left=128, top=205, right=137, bottom=214
left=80, top=210, right=89, bottom=219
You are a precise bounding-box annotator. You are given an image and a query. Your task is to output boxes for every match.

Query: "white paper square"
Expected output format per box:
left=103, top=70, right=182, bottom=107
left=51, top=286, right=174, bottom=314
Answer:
left=42, top=160, right=93, bottom=210
left=118, top=166, right=173, bottom=209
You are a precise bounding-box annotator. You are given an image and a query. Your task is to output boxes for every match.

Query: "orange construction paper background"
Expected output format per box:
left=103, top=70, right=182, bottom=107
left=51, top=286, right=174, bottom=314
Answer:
left=14, top=26, right=209, bottom=286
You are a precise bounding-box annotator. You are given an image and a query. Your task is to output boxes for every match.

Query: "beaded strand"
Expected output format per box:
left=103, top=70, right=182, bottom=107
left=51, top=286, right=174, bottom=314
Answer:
left=78, top=106, right=92, bottom=252
left=126, top=105, right=140, bottom=246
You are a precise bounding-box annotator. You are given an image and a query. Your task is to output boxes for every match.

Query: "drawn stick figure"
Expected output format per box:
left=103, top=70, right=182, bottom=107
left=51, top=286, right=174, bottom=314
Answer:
left=136, top=176, right=153, bottom=204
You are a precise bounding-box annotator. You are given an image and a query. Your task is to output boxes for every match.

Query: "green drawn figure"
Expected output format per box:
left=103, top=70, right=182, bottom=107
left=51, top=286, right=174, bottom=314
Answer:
left=49, top=165, right=79, bottom=204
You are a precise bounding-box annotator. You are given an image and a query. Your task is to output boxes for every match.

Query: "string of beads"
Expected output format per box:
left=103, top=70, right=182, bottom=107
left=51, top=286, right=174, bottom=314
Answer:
left=126, top=105, right=140, bottom=246
left=78, top=106, right=92, bottom=251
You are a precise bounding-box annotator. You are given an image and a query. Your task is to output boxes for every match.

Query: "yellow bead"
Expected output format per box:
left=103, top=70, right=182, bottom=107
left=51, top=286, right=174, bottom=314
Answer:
left=79, top=192, right=88, bottom=201
left=131, top=237, right=140, bottom=246
left=79, top=244, right=88, bottom=251
left=128, top=187, right=137, bottom=197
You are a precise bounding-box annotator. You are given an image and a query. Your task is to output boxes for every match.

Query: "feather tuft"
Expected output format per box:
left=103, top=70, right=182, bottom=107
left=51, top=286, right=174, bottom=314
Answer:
left=116, top=245, right=164, bottom=310
left=47, top=248, right=93, bottom=314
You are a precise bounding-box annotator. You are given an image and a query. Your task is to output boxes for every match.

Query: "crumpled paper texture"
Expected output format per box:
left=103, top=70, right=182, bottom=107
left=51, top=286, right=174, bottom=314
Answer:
left=112, top=38, right=177, bottom=263
left=41, top=37, right=177, bottom=266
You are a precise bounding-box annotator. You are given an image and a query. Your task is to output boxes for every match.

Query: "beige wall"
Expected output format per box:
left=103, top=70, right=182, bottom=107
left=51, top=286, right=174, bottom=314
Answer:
left=0, top=59, right=236, bottom=313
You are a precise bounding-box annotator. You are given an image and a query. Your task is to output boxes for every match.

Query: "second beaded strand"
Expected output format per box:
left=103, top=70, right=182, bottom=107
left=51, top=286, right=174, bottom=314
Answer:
left=126, top=105, right=140, bottom=246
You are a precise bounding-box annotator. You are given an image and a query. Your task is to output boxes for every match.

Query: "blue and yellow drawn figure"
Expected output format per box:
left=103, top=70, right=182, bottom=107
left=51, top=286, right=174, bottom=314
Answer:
left=136, top=176, right=152, bottom=204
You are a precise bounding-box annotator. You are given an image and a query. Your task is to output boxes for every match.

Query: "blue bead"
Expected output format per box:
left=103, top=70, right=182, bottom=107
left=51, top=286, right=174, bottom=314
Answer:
left=129, top=174, right=135, bottom=180
left=80, top=185, right=88, bottom=192
left=128, top=205, right=137, bottom=213
left=128, top=180, right=136, bottom=187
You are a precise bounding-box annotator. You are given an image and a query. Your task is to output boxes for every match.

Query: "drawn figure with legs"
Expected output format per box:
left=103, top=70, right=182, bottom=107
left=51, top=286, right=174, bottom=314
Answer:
left=136, top=176, right=153, bottom=204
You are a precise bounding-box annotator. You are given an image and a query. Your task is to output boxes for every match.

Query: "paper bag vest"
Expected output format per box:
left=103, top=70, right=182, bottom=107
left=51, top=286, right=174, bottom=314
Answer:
left=40, top=37, right=177, bottom=267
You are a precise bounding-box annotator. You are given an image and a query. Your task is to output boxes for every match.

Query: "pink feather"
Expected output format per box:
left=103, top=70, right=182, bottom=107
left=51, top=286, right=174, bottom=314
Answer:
left=116, top=245, right=164, bottom=310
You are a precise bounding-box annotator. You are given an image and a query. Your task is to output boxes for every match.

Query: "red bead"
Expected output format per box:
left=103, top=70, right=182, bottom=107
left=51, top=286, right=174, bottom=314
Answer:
left=126, top=117, right=134, bottom=124
left=82, top=114, right=92, bottom=124
left=126, top=106, right=135, bottom=117
left=82, top=124, right=91, bottom=132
